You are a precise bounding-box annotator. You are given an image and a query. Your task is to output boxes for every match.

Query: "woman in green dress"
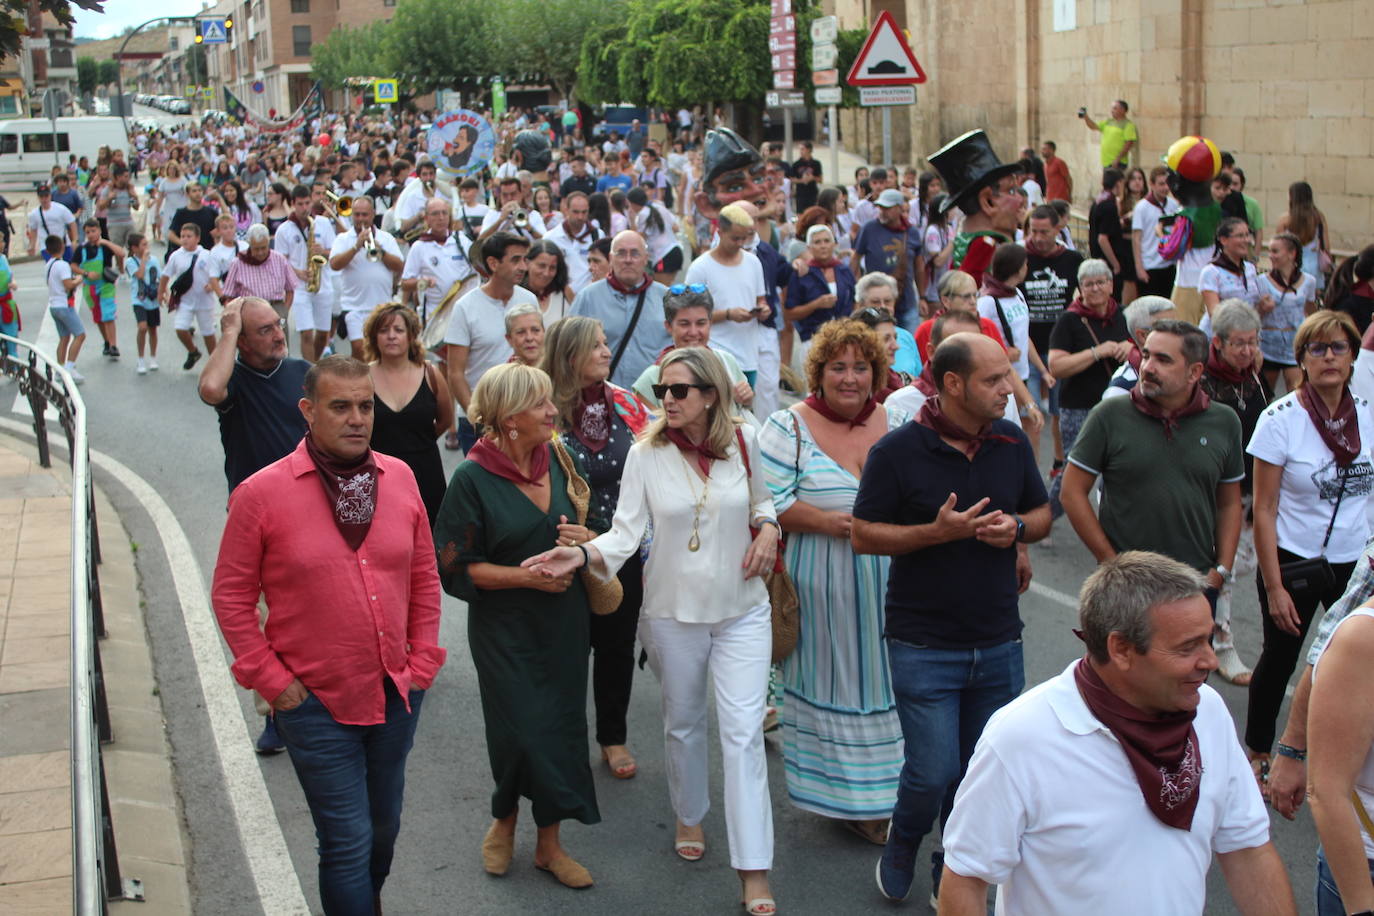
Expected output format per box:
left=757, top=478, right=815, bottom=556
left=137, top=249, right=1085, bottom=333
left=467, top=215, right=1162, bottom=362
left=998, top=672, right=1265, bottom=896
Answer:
left=433, top=363, right=602, bottom=889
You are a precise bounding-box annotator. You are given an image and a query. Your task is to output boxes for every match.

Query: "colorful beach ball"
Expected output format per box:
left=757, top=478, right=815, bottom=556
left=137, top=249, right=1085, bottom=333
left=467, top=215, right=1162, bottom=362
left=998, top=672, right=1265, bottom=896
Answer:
left=1165, top=136, right=1221, bottom=183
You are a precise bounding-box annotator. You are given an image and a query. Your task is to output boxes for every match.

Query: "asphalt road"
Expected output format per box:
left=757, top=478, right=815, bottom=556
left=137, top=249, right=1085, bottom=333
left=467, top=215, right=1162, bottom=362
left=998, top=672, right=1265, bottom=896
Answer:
left=1, top=256, right=1323, bottom=915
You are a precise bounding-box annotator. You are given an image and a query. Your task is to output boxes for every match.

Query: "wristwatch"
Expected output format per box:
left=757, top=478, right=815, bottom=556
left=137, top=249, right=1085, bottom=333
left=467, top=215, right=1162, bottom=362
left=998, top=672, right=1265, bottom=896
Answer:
left=1215, top=563, right=1232, bottom=583
left=1014, top=515, right=1026, bottom=543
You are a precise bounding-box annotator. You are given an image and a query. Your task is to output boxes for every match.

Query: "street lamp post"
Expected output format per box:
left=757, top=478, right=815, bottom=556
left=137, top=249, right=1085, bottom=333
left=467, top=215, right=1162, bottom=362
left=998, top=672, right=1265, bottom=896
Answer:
left=114, top=16, right=197, bottom=137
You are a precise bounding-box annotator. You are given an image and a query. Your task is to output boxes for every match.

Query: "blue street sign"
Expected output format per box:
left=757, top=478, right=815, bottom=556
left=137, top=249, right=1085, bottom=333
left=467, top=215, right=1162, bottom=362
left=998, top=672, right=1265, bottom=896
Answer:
left=200, top=19, right=228, bottom=44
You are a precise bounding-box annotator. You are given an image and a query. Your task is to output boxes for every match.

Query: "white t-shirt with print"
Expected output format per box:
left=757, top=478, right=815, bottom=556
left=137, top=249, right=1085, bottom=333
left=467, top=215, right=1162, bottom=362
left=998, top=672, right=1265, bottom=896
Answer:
left=1130, top=197, right=1179, bottom=272
left=978, top=291, right=1031, bottom=379
left=1247, top=390, right=1374, bottom=562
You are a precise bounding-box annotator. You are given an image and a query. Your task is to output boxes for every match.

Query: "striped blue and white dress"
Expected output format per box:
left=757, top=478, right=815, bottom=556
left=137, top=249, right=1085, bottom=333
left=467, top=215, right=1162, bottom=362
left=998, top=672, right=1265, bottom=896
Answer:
left=760, top=405, right=907, bottom=820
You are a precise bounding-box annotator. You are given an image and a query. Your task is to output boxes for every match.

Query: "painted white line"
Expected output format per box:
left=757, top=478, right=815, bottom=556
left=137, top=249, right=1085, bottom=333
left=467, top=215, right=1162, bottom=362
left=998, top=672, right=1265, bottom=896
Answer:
left=0, top=416, right=309, bottom=916
left=1028, top=579, right=1078, bottom=609
left=11, top=302, right=60, bottom=420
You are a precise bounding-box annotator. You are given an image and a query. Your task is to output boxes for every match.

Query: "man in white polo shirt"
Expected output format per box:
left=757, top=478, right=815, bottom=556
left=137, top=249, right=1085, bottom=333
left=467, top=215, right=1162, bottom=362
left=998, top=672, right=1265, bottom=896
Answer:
left=937, top=551, right=1294, bottom=916
left=401, top=197, right=472, bottom=327
left=329, top=195, right=402, bottom=359
left=444, top=232, right=537, bottom=452
left=544, top=191, right=600, bottom=294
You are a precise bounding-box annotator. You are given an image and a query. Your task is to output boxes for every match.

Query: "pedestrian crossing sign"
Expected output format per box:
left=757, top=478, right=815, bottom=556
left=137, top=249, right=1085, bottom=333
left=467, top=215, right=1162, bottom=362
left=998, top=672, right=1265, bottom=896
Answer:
left=373, top=79, right=398, bottom=104
left=199, top=19, right=228, bottom=44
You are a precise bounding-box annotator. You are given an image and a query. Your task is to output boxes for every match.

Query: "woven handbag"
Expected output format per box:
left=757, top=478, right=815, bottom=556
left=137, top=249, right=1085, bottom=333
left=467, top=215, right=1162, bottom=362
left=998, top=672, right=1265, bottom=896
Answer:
left=735, top=426, right=800, bottom=664
left=550, top=437, right=624, bottom=616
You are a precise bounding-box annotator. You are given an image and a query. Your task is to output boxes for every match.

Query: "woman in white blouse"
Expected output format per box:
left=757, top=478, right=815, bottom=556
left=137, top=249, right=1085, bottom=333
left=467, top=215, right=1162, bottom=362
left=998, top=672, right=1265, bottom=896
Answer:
left=523, top=346, right=781, bottom=915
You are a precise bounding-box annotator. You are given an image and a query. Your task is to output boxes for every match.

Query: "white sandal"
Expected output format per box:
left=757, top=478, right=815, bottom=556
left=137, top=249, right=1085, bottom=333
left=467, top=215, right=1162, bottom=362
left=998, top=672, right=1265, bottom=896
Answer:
left=1215, top=645, right=1252, bottom=685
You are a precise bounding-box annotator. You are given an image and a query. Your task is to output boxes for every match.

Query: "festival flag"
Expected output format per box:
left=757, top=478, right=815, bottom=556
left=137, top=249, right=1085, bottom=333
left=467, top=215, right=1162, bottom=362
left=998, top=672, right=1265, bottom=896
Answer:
left=222, top=82, right=325, bottom=134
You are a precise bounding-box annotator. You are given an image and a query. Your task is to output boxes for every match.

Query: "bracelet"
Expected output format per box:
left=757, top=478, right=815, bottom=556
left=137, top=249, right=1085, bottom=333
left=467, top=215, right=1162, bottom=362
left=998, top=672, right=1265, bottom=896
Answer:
left=575, top=544, right=589, bottom=568
left=755, top=518, right=781, bottom=535
left=1089, top=345, right=1097, bottom=361
left=1274, top=742, right=1306, bottom=762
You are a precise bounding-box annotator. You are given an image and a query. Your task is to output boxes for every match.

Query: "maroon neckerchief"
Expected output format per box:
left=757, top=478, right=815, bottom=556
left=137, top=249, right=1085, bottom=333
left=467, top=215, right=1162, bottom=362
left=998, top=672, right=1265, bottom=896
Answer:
left=808, top=257, right=840, bottom=270
left=466, top=436, right=550, bottom=485
left=1073, top=659, right=1202, bottom=831
left=663, top=427, right=724, bottom=477
left=881, top=215, right=911, bottom=233
left=303, top=434, right=378, bottom=551
left=1205, top=341, right=1252, bottom=385
left=1267, top=264, right=1302, bottom=293
left=1067, top=296, right=1120, bottom=325
left=1210, top=251, right=1249, bottom=289
left=1297, top=384, right=1362, bottom=467
left=803, top=392, right=877, bottom=429
left=654, top=344, right=676, bottom=366
left=1144, top=192, right=1167, bottom=211
left=1355, top=280, right=1374, bottom=300
left=916, top=395, right=1016, bottom=458
left=913, top=364, right=938, bottom=398
left=876, top=368, right=904, bottom=403
left=571, top=381, right=616, bottom=453
left=607, top=271, right=652, bottom=295
left=1125, top=342, right=1142, bottom=373
left=565, top=221, right=595, bottom=243
left=1129, top=382, right=1211, bottom=441
left=978, top=276, right=1020, bottom=301
left=417, top=230, right=449, bottom=244
left=236, top=247, right=270, bottom=266
left=1026, top=239, right=1066, bottom=260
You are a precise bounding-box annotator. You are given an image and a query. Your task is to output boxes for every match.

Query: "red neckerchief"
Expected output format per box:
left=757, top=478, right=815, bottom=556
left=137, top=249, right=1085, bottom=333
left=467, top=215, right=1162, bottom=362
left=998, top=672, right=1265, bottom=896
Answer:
left=978, top=276, right=1020, bottom=300
left=1205, top=341, right=1252, bottom=385
left=913, top=364, right=938, bottom=398
left=1074, top=659, right=1201, bottom=831
left=302, top=434, right=378, bottom=551
left=417, top=230, right=449, bottom=244
left=1355, top=280, right=1374, bottom=299
left=1297, top=384, right=1362, bottom=467
left=1144, top=193, right=1167, bottom=211
left=663, top=427, right=723, bottom=478
left=1067, top=296, right=1120, bottom=324
left=1129, top=381, right=1211, bottom=441
left=236, top=248, right=270, bottom=266
left=876, top=368, right=904, bottom=403
left=0, top=291, right=18, bottom=328
left=1209, top=251, right=1248, bottom=288
left=571, top=381, right=616, bottom=453
left=607, top=271, right=652, bottom=295
left=881, top=215, right=911, bottom=233
left=1126, top=342, right=1142, bottom=372
left=808, top=257, right=840, bottom=269
left=466, top=436, right=549, bottom=485
left=803, top=392, right=877, bottom=429
left=654, top=344, right=676, bottom=366
left=1027, top=240, right=1066, bottom=259
left=915, top=395, right=1016, bottom=458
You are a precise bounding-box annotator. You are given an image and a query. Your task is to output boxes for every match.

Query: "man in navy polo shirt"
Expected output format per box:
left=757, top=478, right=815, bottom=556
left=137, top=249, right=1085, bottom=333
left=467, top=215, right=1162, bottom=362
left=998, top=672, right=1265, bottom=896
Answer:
left=852, top=332, right=1051, bottom=905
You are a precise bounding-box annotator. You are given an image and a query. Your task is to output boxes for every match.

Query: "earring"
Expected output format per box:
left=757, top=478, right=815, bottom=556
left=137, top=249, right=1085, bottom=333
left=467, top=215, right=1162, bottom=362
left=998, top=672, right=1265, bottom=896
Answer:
left=508, top=428, right=519, bottom=440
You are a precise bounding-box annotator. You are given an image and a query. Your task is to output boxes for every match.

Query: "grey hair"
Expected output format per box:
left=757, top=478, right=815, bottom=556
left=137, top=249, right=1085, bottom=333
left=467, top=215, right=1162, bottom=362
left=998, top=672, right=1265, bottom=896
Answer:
left=1078, top=258, right=1113, bottom=285
left=664, top=288, right=714, bottom=322
left=1079, top=551, right=1207, bottom=663
left=1212, top=299, right=1261, bottom=341
left=856, top=271, right=899, bottom=303
left=1123, top=295, right=1175, bottom=338
left=503, top=302, right=542, bottom=334
left=244, top=223, right=271, bottom=246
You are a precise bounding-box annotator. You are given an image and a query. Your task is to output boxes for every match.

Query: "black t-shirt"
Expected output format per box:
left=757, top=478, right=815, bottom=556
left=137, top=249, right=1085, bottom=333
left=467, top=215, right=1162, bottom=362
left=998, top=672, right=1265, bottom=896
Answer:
left=853, top=421, right=1049, bottom=649
left=1221, top=190, right=1248, bottom=221
left=214, top=357, right=311, bottom=492
left=169, top=205, right=218, bottom=251
left=1048, top=308, right=1132, bottom=409
left=792, top=156, right=822, bottom=211
left=1332, top=293, right=1374, bottom=336
left=1200, top=370, right=1273, bottom=494
left=1088, top=197, right=1125, bottom=267
left=1022, top=247, right=1084, bottom=352
left=561, top=175, right=597, bottom=200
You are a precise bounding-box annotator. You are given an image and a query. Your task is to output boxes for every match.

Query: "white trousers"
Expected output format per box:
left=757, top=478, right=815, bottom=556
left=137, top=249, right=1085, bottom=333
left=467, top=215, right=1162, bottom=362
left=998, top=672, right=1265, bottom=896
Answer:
left=638, top=603, right=774, bottom=870
left=753, top=329, right=781, bottom=419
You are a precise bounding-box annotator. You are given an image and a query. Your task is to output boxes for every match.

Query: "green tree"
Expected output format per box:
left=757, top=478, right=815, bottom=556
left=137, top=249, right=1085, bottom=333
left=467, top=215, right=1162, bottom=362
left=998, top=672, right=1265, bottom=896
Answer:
left=491, top=0, right=623, bottom=107
left=97, top=58, right=119, bottom=88
left=575, top=20, right=622, bottom=106
left=0, top=0, right=103, bottom=61
left=833, top=27, right=866, bottom=109
left=310, top=20, right=396, bottom=91
left=382, top=0, right=497, bottom=97
left=76, top=56, right=97, bottom=96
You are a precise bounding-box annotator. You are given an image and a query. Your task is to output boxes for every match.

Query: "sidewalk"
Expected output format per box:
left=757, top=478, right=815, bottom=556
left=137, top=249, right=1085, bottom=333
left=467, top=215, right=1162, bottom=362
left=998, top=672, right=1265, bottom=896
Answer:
left=0, top=434, right=191, bottom=914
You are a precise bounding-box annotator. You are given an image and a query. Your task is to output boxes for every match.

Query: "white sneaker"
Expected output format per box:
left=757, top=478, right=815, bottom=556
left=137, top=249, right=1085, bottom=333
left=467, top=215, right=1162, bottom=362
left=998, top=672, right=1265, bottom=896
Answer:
left=148, top=356, right=159, bottom=370
left=136, top=358, right=147, bottom=375
left=66, top=364, right=85, bottom=384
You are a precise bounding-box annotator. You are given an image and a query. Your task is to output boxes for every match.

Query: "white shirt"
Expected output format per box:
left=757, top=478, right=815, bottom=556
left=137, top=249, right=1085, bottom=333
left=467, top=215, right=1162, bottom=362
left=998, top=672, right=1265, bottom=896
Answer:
left=544, top=221, right=600, bottom=294
left=586, top=427, right=775, bottom=624
left=165, top=245, right=218, bottom=311
left=1131, top=197, right=1179, bottom=271
left=443, top=284, right=539, bottom=387
left=684, top=250, right=767, bottom=371
left=978, top=291, right=1031, bottom=379
left=1175, top=245, right=1212, bottom=289
left=1246, top=389, right=1374, bottom=562
left=1021, top=177, right=1044, bottom=208
left=329, top=228, right=401, bottom=312
left=942, top=662, right=1269, bottom=916
left=393, top=181, right=438, bottom=225
left=635, top=203, right=680, bottom=266
left=1315, top=606, right=1374, bottom=859
left=402, top=233, right=472, bottom=316
left=29, top=201, right=75, bottom=240
left=479, top=207, right=546, bottom=241
left=886, top=383, right=1022, bottom=428
left=45, top=258, right=73, bottom=309
left=209, top=241, right=242, bottom=278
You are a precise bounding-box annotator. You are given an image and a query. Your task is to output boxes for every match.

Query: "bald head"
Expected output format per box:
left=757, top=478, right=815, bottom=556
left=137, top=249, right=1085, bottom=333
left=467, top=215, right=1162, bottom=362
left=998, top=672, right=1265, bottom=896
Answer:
left=610, top=230, right=649, bottom=287
left=235, top=297, right=288, bottom=369
left=933, top=332, right=1014, bottom=423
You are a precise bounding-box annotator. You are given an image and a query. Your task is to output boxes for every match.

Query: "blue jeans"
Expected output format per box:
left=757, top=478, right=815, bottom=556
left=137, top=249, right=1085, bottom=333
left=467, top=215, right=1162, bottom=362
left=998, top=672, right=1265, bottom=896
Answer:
left=273, top=680, right=425, bottom=916
left=1316, top=845, right=1374, bottom=916
left=885, top=637, right=1024, bottom=850
left=457, top=417, right=479, bottom=454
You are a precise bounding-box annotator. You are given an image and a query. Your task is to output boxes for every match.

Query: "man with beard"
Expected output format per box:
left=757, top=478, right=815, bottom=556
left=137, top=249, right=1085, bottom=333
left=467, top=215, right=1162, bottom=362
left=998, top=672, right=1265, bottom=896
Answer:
left=1061, top=321, right=1244, bottom=614
left=929, top=131, right=1024, bottom=290
left=1022, top=205, right=1083, bottom=469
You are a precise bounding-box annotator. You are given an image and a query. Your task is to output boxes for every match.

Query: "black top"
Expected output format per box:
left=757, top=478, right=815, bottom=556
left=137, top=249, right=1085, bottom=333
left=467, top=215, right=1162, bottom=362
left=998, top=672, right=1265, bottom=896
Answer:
left=1221, top=190, right=1248, bottom=221
left=792, top=156, right=822, bottom=211
left=1201, top=369, right=1274, bottom=494
left=370, top=372, right=447, bottom=526
left=214, top=357, right=310, bottom=492
left=1088, top=197, right=1130, bottom=270
left=561, top=410, right=636, bottom=524
left=1331, top=293, right=1374, bottom=336
left=853, top=420, right=1048, bottom=648
left=1048, top=308, right=1132, bottom=409
left=169, top=205, right=218, bottom=251
left=561, top=175, right=597, bottom=200
left=1023, top=246, right=1084, bottom=352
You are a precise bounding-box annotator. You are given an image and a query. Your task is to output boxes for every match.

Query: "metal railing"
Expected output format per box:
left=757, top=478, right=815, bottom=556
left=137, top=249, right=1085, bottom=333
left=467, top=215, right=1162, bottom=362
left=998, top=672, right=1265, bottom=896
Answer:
left=0, top=336, right=142, bottom=913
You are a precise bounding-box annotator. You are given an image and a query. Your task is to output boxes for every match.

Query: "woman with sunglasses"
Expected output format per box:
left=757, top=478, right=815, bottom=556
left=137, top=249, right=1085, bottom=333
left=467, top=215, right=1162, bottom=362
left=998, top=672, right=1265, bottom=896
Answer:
left=523, top=347, right=781, bottom=915
left=1245, top=310, right=1374, bottom=786
left=539, top=316, right=651, bottom=781
left=1256, top=231, right=1317, bottom=392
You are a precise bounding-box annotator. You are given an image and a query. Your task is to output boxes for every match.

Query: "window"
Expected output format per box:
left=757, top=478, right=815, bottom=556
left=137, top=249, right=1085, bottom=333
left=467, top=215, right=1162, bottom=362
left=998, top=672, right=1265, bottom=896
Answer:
left=292, top=25, right=311, bottom=57
left=23, top=133, right=70, bottom=154
left=0, top=97, right=18, bottom=117
left=383, top=0, right=395, bottom=5
left=170, top=36, right=179, bottom=50
left=0, top=134, right=16, bottom=154
left=290, top=0, right=308, bottom=11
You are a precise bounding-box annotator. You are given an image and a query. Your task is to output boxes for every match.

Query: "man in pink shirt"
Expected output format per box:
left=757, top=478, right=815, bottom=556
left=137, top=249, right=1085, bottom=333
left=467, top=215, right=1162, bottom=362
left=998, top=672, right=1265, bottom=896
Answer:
left=212, top=355, right=446, bottom=915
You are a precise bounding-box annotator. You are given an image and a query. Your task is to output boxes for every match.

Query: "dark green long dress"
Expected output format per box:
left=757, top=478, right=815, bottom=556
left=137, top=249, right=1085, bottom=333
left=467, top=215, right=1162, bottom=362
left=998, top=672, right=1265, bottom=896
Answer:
left=434, top=445, right=602, bottom=828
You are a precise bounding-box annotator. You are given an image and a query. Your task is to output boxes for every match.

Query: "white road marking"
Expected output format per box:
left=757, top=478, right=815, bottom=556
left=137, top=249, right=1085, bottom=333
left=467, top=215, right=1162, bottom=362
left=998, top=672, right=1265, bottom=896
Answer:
left=11, top=301, right=60, bottom=419
left=1028, top=579, right=1078, bottom=609
left=0, top=416, right=309, bottom=916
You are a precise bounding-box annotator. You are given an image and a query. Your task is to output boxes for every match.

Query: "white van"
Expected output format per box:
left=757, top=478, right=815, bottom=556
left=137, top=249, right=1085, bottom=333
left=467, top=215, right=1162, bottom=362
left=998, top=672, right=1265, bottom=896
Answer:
left=0, top=117, right=129, bottom=185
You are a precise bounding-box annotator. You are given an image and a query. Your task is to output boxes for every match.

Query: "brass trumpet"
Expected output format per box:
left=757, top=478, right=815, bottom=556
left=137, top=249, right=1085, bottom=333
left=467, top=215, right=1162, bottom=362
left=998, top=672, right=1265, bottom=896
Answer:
left=323, top=189, right=353, bottom=218
left=512, top=209, right=530, bottom=230
left=364, top=234, right=381, bottom=262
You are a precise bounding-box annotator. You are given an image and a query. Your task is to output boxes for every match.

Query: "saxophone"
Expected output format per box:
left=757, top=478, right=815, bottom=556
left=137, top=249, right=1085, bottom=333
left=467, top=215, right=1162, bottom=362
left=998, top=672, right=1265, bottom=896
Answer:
left=307, top=253, right=326, bottom=293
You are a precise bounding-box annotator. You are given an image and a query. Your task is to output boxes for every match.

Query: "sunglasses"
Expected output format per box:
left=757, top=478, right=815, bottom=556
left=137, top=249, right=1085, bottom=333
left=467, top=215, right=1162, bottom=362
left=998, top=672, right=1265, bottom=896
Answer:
left=652, top=382, right=713, bottom=400
left=1305, top=340, right=1351, bottom=358
left=668, top=283, right=708, bottom=295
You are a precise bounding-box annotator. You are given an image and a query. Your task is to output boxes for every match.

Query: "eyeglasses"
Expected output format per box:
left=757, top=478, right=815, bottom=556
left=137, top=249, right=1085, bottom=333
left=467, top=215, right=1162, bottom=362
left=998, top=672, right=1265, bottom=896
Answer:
left=652, top=382, right=714, bottom=400
left=253, top=319, right=287, bottom=337
left=1305, top=340, right=1351, bottom=358
left=668, top=283, right=708, bottom=295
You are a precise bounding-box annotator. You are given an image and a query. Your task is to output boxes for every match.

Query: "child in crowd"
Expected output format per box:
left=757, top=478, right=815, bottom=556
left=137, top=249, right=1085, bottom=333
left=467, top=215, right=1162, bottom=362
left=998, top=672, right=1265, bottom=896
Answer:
left=125, top=232, right=160, bottom=374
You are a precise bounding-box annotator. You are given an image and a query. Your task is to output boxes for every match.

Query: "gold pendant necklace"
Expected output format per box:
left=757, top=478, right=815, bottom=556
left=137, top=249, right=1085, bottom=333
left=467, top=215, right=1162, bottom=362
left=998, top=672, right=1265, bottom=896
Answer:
left=680, top=452, right=710, bottom=552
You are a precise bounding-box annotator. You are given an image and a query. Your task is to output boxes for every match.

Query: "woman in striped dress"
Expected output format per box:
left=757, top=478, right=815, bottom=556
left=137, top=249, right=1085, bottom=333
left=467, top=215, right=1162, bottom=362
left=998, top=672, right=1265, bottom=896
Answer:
left=760, top=319, right=908, bottom=845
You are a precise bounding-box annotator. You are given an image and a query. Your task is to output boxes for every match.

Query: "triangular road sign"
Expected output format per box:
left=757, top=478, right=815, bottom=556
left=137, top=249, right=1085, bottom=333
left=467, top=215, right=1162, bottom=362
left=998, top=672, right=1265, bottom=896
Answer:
left=846, top=10, right=927, bottom=86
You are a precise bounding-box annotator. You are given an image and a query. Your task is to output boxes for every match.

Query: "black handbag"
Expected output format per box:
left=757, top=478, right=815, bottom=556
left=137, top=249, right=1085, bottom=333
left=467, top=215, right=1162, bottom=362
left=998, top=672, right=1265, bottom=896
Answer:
left=1278, top=471, right=1346, bottom=604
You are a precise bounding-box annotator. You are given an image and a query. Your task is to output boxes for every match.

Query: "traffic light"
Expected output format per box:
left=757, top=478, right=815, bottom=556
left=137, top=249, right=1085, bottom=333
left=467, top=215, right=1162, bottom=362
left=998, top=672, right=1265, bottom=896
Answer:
left=224, top=16, right=233, bottom=31
left=194, top=33, right=203, bottom=43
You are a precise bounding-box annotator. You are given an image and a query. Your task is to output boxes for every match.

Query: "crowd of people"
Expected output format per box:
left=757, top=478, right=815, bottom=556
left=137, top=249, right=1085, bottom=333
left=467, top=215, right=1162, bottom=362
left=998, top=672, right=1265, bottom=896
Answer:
left=22, top=97, right=1374, bottom=916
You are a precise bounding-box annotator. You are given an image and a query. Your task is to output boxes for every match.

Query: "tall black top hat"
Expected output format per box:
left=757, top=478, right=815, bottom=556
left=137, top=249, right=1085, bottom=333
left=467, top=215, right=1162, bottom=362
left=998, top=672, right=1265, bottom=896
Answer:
left=928, top=130, right=1021, bottom=214
left=704, top=127, right=762, bottom=186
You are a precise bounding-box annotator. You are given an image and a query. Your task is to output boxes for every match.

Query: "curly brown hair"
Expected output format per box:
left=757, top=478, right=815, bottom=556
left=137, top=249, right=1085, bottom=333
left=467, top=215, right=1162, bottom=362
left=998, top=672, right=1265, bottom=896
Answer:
left=362, top=302, right=424, bottom=365
left=794, top=205, right=832, bottom=241
left=804, top=318, right=889, bottom=397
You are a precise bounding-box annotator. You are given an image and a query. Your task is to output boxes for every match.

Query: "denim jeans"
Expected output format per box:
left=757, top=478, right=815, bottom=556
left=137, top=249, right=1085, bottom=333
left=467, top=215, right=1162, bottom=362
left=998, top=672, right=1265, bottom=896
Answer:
left=1316, top=845, right=1374, bottom=916
left=273, top=680, right=425, bottom=916
left=456, top=417, right=479, bottom=454
left=885, top=637, right=1024, bottom=851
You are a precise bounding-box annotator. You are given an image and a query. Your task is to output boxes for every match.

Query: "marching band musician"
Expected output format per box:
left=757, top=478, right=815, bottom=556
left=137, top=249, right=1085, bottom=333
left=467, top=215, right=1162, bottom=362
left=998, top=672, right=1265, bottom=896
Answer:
left=329, top=195, right=403, bottom=360
left=393, top=160, right=445, bottom=243
left=402, top=197, right=473, bottom=328
left=274, top=184, right=338, bottom=362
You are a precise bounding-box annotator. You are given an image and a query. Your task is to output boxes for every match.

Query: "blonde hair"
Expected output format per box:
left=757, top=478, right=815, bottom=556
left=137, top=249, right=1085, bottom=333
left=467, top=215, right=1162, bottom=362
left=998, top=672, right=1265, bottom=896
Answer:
left=469, top=363, right=553, bottom=437
left=362, top=302, right=423, bottom=364
left=643, top=347, right=738, bottom=458
left=719, top=203, right=752, bottom=228
left=538, top=315, right=604, bottom=432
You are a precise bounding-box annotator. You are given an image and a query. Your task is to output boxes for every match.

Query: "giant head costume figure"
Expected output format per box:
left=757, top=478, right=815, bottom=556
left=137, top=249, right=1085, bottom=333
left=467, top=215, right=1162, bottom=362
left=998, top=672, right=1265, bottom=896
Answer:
left=693, top=127, right=767, bottom=220
left=1158, top=135, right=1223, bottom=261
left=511, top=129, right=553, bottom=178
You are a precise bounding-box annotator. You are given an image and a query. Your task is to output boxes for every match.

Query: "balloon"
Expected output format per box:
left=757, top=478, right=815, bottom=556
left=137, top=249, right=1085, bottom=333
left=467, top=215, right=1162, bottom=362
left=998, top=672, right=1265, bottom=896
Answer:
left=317, top=133, right=332, bottom=148
left=1165, top=136, right=1221, bottom=184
